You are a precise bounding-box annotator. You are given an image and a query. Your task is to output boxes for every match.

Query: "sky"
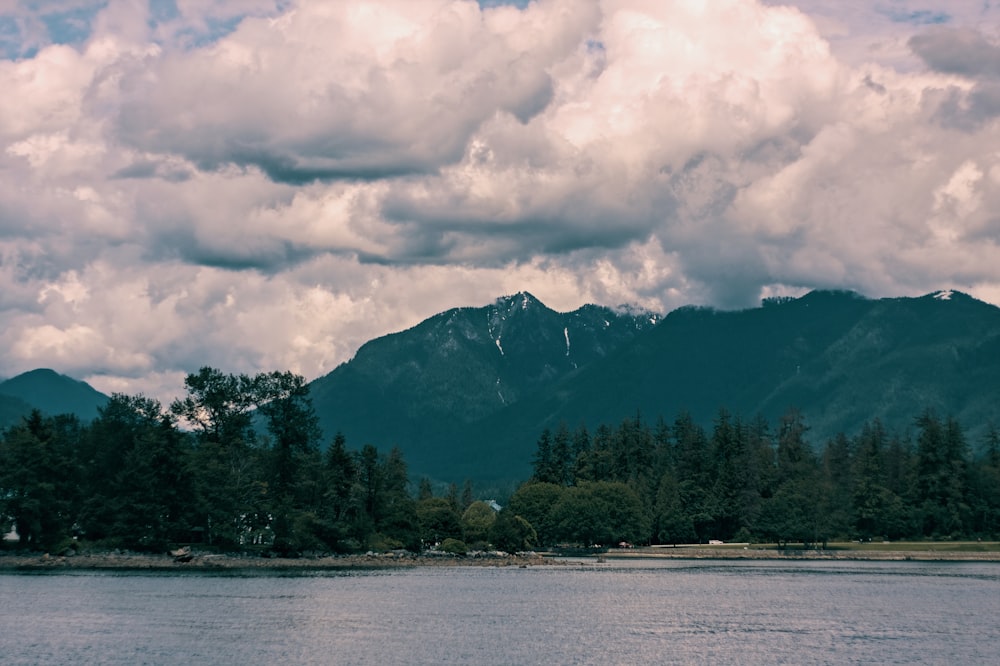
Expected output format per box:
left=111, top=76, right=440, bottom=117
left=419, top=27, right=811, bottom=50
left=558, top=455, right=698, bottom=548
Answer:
left=1, top=0, right=999, bottom=405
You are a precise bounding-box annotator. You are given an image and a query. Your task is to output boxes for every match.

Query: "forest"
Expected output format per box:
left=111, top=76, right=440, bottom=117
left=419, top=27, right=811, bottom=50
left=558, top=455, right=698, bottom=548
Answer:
left=1, top=366, right=999, bottom=555
left=515, top=408, right=1000, bottom=548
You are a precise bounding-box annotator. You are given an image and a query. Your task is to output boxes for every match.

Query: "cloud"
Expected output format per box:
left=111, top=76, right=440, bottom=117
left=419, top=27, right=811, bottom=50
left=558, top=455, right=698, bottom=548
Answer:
left=910, top=27, right=1000, bottom=78
left=909, top=28, right=1000, bottom=129
left=0, top=0, right=999, bottom=404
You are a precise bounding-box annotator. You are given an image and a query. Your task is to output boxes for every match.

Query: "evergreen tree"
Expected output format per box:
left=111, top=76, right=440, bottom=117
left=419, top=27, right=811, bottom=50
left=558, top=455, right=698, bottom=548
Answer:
left=0, top=411, right=78, bottom=550
left=531, top=428, right=558, bottom=484
left=915, top=411, right=969, bottom=537
left=551, top=422, right=574, bottom=486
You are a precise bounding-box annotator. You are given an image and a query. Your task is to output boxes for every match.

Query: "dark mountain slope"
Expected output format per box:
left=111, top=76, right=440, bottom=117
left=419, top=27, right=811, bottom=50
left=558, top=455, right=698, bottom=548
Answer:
left=308, top=292, right=660, bottom=473
left=457, top=290, right=1000, bottom=483
left=0, top=368, right=110, bottom=428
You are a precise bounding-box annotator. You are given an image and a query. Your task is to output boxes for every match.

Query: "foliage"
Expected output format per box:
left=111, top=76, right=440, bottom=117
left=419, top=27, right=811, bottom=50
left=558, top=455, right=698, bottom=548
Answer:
left=0, top=368, right=424, bottom=555
left=3, top=365, right=999, bottom=555
left=460, top=501, right=497, bottom=546
left=517, top=408, right=1000, bottom=548
left=438, top=538, right=468, bottom=555
left=489, top=510, right=537, bottom=553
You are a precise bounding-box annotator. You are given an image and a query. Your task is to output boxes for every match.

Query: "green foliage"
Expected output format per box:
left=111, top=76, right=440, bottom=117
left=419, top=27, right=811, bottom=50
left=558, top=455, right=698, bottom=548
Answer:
left=519, top=405, right=1000, bottom=547
left=460, top=501, right=497, bottom=546
left=549, top=481, right=649, bottom=546
left=417, top=497, right=462, bottom=545
left=4, top=361, right=999, bottom=556
left=0, top=368, right=426, bottom=556
left=508, top=482, right=566, bottom=546
left=438, top=538, right=468, bottom=555
left=489, top=510, right=537, bottom=553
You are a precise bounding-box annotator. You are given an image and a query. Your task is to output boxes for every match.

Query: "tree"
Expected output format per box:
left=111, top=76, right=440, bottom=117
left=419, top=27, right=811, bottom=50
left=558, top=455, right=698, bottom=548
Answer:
left=759, top=409, right=826, bottom=547
left=170, top=368, right=265, bottom=548
left=531, top=429, right=558, bottom=484
left=915, top=411, right=969, bottom=538
left=0, top=411, right=78, bottom=550
left=460, top=501, right=497, bottom=547
left=256, top=371, right=323, bottom=554
left=416, top=497, right=462, bottom=546
left=490, top=509, right=537, bottom=553
left=820, top=433, right=853, bottom=540
left=83, top=395, right=191, bottom=550
left=508, top=482, right=565, bottom=547
left=169, top=367, right=259, bottom=446
left=459, top=479, right=474, bottom=512
left=551, top=422, right=573, bottom=486
left=654, top=470, right=697, bottom=545
left=549, top=481, right=649, bottom=547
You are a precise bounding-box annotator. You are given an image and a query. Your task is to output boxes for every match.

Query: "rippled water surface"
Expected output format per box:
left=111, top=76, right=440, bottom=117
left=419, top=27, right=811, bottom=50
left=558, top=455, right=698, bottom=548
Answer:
left=3, top=559, right=1000, bottom=664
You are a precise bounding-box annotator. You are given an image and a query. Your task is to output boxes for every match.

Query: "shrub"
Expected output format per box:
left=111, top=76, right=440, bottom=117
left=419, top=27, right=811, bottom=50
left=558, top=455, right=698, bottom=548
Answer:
left=438, top=538, right=468, bottom=555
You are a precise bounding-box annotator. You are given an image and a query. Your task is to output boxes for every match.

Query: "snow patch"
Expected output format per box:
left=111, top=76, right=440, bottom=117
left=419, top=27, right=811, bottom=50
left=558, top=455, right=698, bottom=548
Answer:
left=495, top=337, right=504, bottom=355
left=934, top=289, right=954, bottom=300
left=564, top=327, right=570, bottom=356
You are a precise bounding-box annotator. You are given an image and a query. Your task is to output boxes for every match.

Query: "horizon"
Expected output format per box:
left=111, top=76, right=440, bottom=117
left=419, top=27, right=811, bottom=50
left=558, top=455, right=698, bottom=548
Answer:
left=2, top=0, right=999, bottom=406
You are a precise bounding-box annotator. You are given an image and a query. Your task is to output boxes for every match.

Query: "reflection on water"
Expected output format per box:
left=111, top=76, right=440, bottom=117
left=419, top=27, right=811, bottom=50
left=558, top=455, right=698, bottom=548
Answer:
left=3, top=560, right=999, bottom=665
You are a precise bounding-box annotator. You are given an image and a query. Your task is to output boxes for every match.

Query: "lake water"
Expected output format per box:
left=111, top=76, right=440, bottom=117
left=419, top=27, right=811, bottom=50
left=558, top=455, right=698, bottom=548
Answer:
left=3, top=559, right=999, bottom=665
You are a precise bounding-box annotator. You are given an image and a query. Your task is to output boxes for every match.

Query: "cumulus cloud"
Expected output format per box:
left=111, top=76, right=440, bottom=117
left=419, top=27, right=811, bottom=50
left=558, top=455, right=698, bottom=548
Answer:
left=1, top=0, right=999, bottom=403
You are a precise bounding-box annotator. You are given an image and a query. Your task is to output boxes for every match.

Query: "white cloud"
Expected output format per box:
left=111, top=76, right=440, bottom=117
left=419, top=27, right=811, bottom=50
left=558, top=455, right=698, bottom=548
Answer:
left=0, top=0, right=998, bottom=403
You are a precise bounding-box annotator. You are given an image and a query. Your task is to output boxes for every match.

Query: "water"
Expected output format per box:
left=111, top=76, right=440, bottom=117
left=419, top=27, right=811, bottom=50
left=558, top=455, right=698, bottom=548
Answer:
left=3, top=559, right=999, bottom=665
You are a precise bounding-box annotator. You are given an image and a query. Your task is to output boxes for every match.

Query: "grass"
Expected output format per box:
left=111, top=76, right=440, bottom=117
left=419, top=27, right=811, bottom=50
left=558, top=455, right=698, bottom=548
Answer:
left=825, top=541, right=1000, bottom=553
left=646, top=541, right=1000, bottom=553
left=680, top=541, right=1000, bottom=553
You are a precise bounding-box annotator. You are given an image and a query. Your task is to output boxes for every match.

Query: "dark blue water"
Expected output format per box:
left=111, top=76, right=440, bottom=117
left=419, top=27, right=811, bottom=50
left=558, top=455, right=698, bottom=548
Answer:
left=3, top=559, right=999, bottom=664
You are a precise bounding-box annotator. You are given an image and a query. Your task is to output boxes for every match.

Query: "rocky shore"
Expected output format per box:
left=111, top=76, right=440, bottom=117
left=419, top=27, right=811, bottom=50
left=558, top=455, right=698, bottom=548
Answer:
left=0, top=549, right=555, bottom=572
left=4, top=543, right=1000, bottom=571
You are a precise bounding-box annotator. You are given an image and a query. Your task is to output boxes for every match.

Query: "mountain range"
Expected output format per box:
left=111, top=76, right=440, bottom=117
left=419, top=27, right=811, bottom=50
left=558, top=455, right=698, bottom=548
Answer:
left=310, top=289, right=1000, bottom=485
left=4, top=289, right=1000, bottom=486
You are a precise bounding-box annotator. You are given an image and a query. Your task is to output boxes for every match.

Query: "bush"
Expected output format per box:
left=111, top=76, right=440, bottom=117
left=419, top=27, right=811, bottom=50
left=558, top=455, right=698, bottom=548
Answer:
left=438, top=538, right=468, bottom=555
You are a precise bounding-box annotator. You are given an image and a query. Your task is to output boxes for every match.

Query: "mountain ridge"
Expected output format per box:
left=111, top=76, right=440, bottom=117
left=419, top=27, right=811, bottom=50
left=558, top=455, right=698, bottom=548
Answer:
left=307, top=288, right=1000, bottom=483
left=4, top=289, right=999, bottom=488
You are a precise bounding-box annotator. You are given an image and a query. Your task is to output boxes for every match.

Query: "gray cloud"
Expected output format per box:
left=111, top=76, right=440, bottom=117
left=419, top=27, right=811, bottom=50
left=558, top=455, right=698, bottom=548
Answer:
left=910, top=27, right=1000, bottom=77
left=1, top=0, right=999, bottom=404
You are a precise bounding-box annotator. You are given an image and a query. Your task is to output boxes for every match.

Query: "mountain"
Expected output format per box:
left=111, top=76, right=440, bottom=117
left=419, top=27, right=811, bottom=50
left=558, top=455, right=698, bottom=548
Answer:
left=308, top=292, right=661, bottom=478
left=0, top=368, right=110, bottom=428
left=309, top=289, right=1000, bottom=485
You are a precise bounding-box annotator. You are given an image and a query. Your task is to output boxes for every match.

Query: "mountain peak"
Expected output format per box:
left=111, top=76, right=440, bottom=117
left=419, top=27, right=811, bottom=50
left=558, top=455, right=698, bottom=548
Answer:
left=0, top=368, right=109, bottom=426
left=924, top=289, right=979, bottom=303
left=494, top=291, right=542, bottom=311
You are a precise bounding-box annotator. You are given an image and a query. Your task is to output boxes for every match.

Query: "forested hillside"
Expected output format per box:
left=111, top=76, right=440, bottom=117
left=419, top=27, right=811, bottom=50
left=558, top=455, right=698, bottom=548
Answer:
left=308, top=289, right=1000, bottom=484
left=308, top=291, right=660, bottom=479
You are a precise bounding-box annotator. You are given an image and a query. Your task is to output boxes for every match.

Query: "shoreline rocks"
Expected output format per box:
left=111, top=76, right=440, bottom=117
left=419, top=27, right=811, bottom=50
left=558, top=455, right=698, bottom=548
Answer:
left=0, top=549, right=553, bottom=572
left=3, top=545, right=999, bottom=572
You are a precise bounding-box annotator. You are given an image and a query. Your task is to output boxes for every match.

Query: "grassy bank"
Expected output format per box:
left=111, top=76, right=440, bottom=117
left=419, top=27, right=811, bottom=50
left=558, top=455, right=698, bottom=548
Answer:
left=606, top=541, right=1000, bottom=561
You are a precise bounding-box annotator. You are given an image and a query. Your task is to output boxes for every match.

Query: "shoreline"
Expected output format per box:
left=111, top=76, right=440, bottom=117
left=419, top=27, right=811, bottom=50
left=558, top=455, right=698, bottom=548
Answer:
left=0, top=550, right=556, bottom=572
left=4, top=545, right=1000, bottom=571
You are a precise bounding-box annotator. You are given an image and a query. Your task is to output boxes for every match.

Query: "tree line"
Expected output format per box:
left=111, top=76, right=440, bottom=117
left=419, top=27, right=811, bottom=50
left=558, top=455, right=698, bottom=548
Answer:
left=513, top=408, right=1000, bottom=548
left=3, top=366, right=998, bottom=555
left=0, top=367, right=532, bottom=556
